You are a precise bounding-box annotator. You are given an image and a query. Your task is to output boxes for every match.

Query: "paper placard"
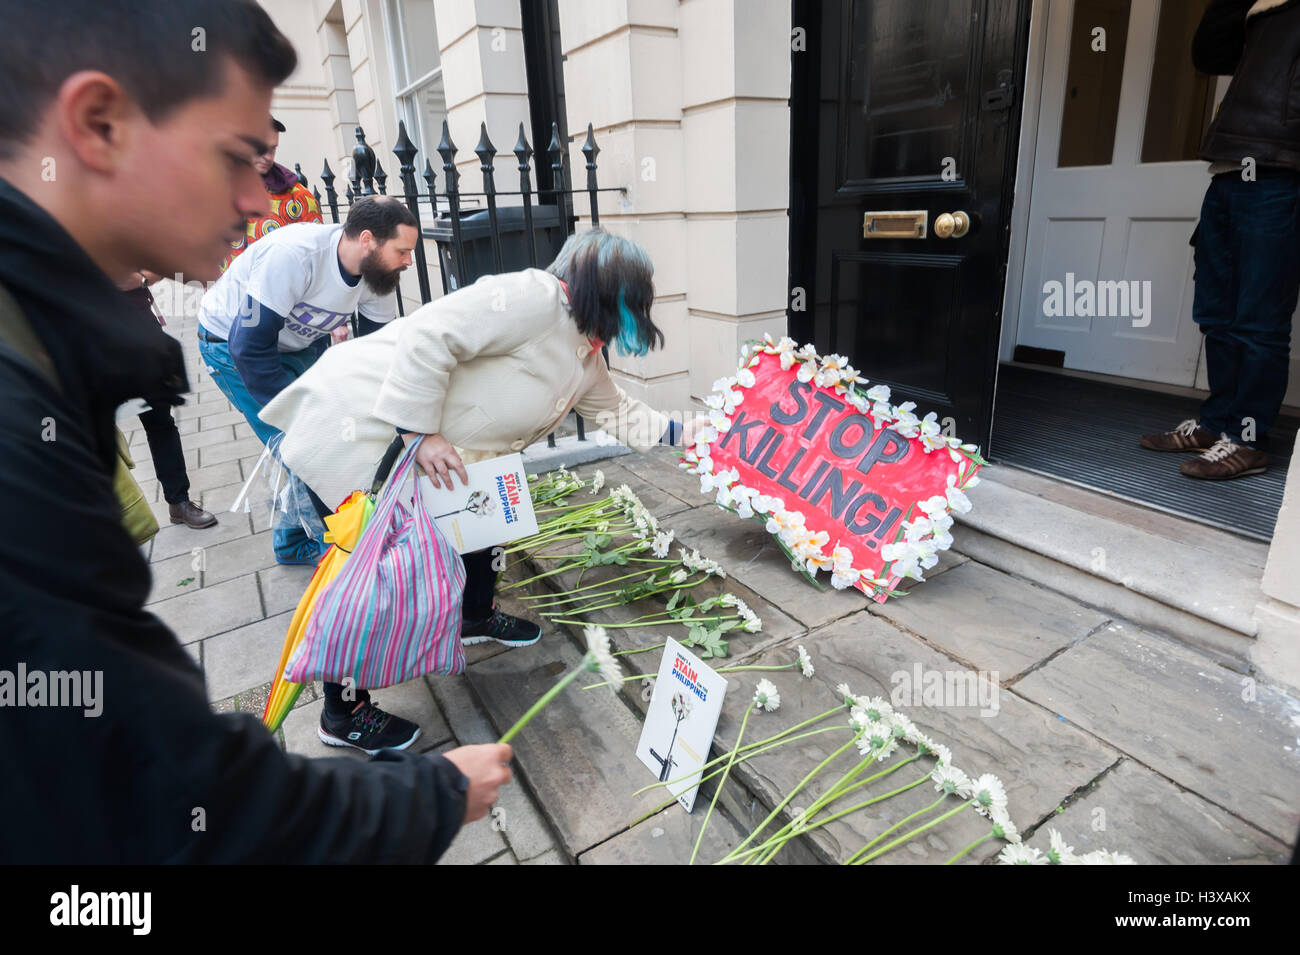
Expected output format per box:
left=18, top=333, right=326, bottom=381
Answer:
left=635, top=638, right=728, bottom=812
left=404, top=452, right=539, bottom=554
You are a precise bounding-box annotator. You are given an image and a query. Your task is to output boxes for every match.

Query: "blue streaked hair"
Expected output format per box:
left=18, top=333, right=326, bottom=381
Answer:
left=546, top=229, right=663, bottom=356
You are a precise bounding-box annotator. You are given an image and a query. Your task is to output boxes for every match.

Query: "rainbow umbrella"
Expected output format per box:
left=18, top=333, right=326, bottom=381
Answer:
left=261, top=490, right=375, bottom=732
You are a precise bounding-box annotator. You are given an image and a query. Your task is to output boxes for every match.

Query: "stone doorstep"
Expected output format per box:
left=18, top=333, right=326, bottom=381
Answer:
left=957, top=467, right=1266, bottom=658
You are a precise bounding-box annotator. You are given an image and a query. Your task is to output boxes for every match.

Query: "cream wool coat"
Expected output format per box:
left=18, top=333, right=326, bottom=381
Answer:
left=259, top=268, right=670, bottom=509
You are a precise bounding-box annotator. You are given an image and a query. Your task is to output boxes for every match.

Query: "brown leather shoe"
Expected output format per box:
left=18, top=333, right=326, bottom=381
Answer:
left=1179, top=438, right=1268, bottom=480
left=1139, top=419, right=1218, bottom=452
left=169, top=500, right=218, bottom=529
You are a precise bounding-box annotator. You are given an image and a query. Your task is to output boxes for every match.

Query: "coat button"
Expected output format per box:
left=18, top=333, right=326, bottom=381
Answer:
left=511, top=439, right=525, bottom=451
left=576, top=344, right=590, bottom=359
left=554, top=398, right=567, bottom=413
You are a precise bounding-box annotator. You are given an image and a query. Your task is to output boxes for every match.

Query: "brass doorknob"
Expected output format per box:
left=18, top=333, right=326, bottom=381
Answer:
left=933, top=211, right=970, bottom=239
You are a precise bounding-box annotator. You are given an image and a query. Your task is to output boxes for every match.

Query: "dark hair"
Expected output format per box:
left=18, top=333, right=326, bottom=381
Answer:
left=0, top=0, right=297, bottom=160
left=343, top=196, right=418, bottom=241
left=546, top=229, right=663, bottom=356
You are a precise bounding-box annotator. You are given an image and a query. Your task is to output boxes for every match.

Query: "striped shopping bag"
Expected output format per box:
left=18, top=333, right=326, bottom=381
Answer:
left=287, top=437, right=467, bottom=686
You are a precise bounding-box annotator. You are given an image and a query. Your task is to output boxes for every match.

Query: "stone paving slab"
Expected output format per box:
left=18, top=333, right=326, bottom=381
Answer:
left=146, top=573, right=263, bottom=645
left=1013, top=623, right=1300, bottom=844
left=568, top=458, right=698, bottom=520
left=630, top=445, right=713, bottom=503
left=257, top=564, right=317, bottom=616
left=199, top=530, right=282, bottom=586
left=671, top=505, right=869, bottom=629
left=202, top=610, right=295, bottom=703
left=870, top=561, right=1110, bottom=678
left=430, top=740, right=513, bottom=866
left=425, top=671, right=562, bottom=862
left=147, top=551, right=202, bottom=605
left=1023, top=758, right=1291, bottom=865
left=579, top=802, right=746, bottom=865
left=150, top=508, right=254, bottom=561
left=708, top=612, right=1120, bottom=864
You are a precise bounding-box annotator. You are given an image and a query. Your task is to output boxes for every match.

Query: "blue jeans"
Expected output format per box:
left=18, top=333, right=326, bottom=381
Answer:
left=1193, top=171, right=1300, bottom=448
left=197, top=330, right=327, bottom=556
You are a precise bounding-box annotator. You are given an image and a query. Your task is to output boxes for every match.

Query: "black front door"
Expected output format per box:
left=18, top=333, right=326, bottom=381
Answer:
left=789, top=0, right=1030, bottom=452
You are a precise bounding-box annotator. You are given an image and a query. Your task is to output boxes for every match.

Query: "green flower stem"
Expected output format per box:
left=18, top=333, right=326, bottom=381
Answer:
left=582, top=671, right=655, bottom=690
left=852, top=800, right=973, bottom=865
left=718, top=728, right=866, bottom=865
left=747, top=755, right=924, bottom=865
left=631, top=722, right=847, bottom=802
left=614, top=643, right=665, bottom=657
left=841, top=794, right=946, bottom=866
left=496, top=663, right=586, bottom=744
left=689, top=706, right=750, bottom=866
left=547, top=612, right=737, bottom=628
left=944, top=833, right=992, bottom=865
left=715, top=663, right=797, bottom=674
left=727, top=771, right=930, bottom=865
left=540, top=577, right=710, bottom=618
left=518, top=569, right=664, bottom=606
left=527, top=572, right=676, bottom=610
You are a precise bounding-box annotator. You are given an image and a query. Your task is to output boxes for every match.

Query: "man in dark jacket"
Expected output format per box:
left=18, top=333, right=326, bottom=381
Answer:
left=1141, top=0, right=1300, bottom=479
left=0, top=0, right=511, bottom=863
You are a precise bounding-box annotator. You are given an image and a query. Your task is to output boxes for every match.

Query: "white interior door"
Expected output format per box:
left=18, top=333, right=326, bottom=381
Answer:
left=1015, top=0, right=1218, bottom=385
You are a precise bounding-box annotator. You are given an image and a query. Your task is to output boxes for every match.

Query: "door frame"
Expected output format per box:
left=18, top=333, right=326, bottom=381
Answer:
left=787, top=0, right=1035, bottom=455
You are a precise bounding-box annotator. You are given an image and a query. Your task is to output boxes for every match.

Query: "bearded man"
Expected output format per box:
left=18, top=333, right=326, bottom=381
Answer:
left=197, top=195, right=416, bottom=565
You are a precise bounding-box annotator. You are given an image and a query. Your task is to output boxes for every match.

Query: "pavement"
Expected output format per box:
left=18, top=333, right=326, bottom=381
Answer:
left=124, top=288, right=1300, bottom=865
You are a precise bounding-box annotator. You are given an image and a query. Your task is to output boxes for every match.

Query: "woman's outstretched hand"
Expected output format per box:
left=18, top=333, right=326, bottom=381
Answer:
left=403, top=431, right=469, bottom=489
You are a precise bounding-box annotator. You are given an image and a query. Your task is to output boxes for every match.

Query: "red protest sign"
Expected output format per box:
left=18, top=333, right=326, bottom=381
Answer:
left=681, top=337, right=983, bottom=602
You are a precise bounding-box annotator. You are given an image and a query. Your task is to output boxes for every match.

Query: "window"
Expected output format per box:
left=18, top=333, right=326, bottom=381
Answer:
left=383, top=0, right=445, bottom=212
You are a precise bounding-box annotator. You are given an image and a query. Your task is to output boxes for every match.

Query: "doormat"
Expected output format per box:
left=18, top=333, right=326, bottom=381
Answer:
left=991, top=364, right=1296, bottom=541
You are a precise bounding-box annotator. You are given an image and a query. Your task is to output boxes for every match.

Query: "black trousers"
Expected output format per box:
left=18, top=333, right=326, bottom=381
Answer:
left=138, top=404, right=189, bottom=505
left=322, top=548, right=498, bottom=717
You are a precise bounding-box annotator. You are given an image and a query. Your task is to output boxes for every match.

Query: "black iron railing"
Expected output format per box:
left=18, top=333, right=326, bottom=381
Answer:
left=297, top=119, right=625, bottom=448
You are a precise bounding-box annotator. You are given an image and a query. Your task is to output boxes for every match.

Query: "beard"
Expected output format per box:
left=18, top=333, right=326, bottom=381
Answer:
left=360, top=248, right=405, bottom=296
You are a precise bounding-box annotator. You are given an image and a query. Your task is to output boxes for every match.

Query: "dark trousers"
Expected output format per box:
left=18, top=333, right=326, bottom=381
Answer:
left=1193, top=170, right=1300, bottom=449
left=322, top=547, right=499, bottom=718
left=138, top=404, right=190, bottom=505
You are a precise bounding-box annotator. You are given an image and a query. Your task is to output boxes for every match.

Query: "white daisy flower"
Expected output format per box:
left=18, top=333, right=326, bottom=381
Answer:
left=855, top=720, right=898, bottom=761
left=1047, top=827, right=1075, bottom=863
left=582, top=625, right=623, bottom=688
left=836, top=683, right=855, bottom=706
left=931, top=763, right=973, bottom=798
left=855, top=695, right=892, bottom=723
left=796, top=645, right=814, bottom=678
left=652, top=530, right=674, bottom=558
left=670, top=568, right=689, bottom=585
left=735, top=367, right=756, bottom=388
left=589, top=469, right=606, bottom=494
left=991, top=807, right=1021, bottom=845
left=866, top=384, right=891, bottom=404
left=969, top=773, right=1008, bottom=818
left=997, top=844, right=1047, bottom=865
left=753, top=679, right=781, bottom=712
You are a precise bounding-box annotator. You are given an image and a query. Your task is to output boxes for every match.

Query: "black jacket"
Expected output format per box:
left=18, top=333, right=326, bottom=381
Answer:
left=0, top=178, right=467, bottom=863
left=1196, top=0, right=1300, bottom=171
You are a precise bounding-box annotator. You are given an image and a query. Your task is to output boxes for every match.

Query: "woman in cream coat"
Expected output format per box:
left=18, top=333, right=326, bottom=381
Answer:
left=261, top=229, right=692, bottom=657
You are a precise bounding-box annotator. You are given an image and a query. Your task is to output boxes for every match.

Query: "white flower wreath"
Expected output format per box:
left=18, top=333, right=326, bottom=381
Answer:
left=678, top=334, right=986, bottom=600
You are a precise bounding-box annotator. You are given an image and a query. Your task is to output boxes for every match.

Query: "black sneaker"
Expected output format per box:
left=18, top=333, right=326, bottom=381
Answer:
left=317, top=699, right=421, bottom=755
left=461, top=607, right=542, bottom=647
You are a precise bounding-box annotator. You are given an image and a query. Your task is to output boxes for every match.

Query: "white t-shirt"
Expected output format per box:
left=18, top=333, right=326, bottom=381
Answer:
left=199, top=222, right=397, bottom=350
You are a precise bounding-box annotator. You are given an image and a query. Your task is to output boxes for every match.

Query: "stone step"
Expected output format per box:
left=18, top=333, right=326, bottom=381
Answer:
left=465, top=633, right=746, bottom=863
left=954, top=465, right=1267, bottom=667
